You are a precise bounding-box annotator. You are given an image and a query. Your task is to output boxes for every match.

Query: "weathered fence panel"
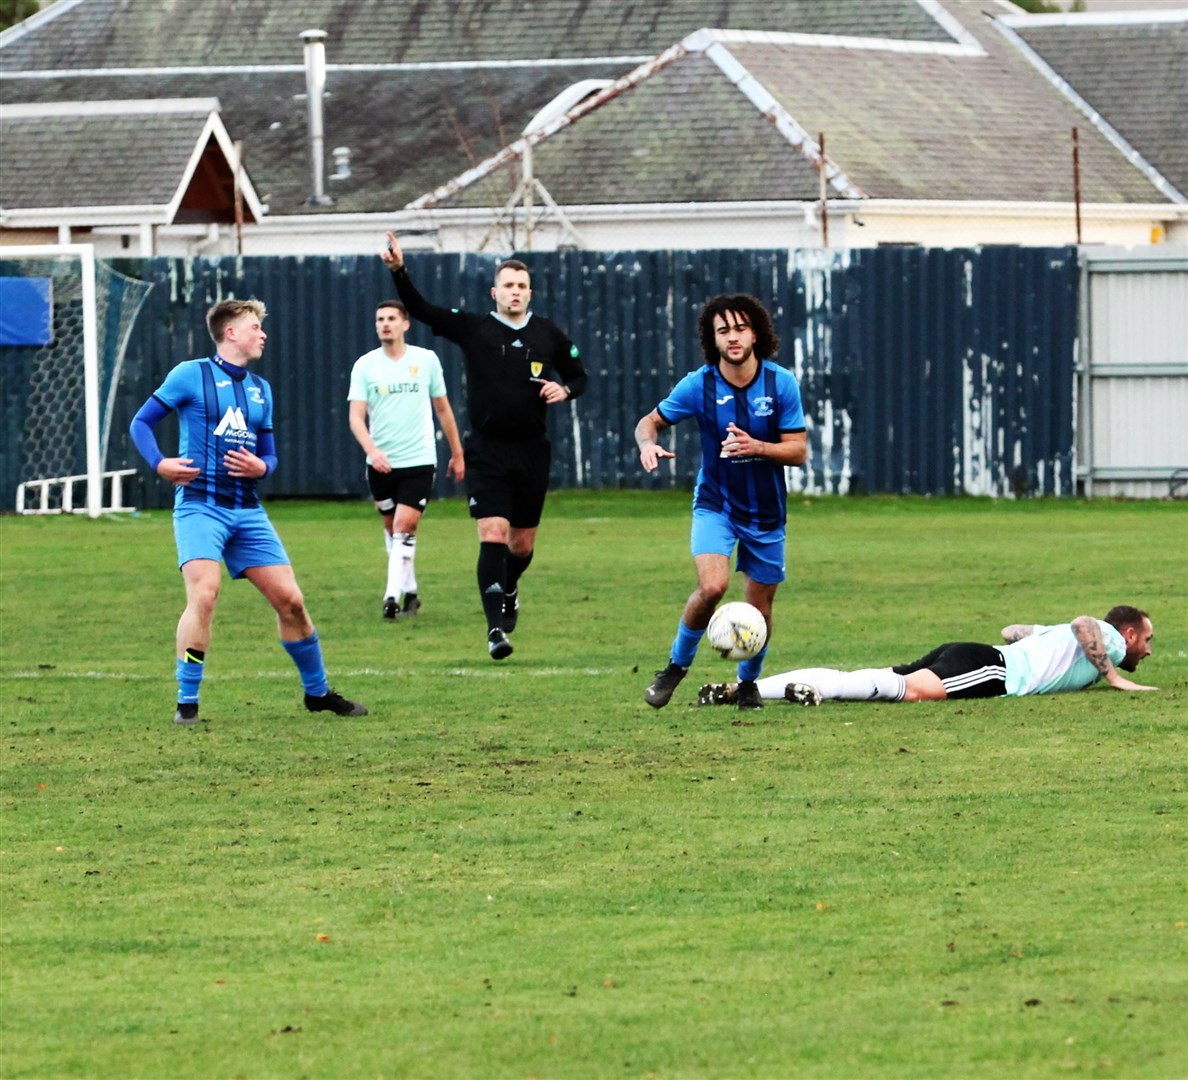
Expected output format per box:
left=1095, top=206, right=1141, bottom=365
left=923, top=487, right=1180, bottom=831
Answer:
left=2, top=247, right=1081, bottom=511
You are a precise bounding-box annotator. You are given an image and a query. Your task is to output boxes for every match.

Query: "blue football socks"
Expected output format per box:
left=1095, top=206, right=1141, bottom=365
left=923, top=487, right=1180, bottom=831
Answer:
left=737, top=647, right=768, bottom=684
left=670, top=621, right=705, bottom=668
left=282, top=631, right=330, bottom=698
left=176, top=648, right=205, bottom=705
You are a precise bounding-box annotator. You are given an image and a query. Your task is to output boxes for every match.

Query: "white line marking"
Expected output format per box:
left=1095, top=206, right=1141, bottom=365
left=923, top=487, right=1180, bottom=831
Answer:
left=6, top=667, right=618, bottom=681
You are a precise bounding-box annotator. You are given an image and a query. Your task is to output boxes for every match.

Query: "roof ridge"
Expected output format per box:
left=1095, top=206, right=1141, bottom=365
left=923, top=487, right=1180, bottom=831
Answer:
left=702, top=25, right=981, bottom=57
left=1000, top=9, right=1188, bottom=29
left=700, top=39, right=866, bottom=199
left=0, top=0, right=85, bottom=49
left=410, top=28, right=873, bottom=210
left=3, top=98, right=221, bottom=116
left=408, top=35, right=698, bottom=209
left=993, top=17, right=1187, bottom=205
left=0, top=57, right=656, bottom=79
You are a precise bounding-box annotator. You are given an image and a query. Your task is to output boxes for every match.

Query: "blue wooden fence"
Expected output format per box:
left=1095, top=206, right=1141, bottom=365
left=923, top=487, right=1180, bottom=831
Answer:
left=1, top=247, right=1078, bottom=510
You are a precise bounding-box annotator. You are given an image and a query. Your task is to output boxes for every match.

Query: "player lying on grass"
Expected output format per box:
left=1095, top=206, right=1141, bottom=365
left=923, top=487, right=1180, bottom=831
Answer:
left=698, top=605, right=1156, bottom=706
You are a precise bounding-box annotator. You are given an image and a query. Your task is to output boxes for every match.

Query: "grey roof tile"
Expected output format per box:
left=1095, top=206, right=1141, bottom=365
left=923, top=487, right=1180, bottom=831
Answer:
left=0, top=0, right=953, bottom=69
left=438, top=52, right=824, bottom=208
left=1013, top=19, right=1188, bottom=198
left=1, top=66, right=633, bottom=214
left=0, top=107, right=211, bottom=209
left=429, top=13, right=1168, bottom=209
left=0, top=0, right=1173, bottom=218
left=732, top=25, right=1165, bottom=202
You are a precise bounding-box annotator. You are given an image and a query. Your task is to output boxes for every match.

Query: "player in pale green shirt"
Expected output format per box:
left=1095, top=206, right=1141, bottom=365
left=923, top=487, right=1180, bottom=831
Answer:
left=348, top=300, right=464, bottom=619
left=698, top=605, right=1156, bottom=706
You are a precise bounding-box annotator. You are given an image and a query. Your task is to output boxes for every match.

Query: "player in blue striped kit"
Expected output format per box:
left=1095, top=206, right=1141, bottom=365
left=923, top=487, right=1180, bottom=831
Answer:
left=130, top=298, right=366, bottom=725
left=636, top=294, right=807, bottom=711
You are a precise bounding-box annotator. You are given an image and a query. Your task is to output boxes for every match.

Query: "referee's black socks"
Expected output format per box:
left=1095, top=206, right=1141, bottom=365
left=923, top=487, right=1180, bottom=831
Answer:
left=478, top=541, right=508, bottom=631
left=506, top=549, right=533, bottom=595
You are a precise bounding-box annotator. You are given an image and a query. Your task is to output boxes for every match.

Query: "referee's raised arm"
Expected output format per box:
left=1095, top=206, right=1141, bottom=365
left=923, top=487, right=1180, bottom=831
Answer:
left=381, top=231, right=405, bottom=270
left=380, top=232, right=459, bottom=338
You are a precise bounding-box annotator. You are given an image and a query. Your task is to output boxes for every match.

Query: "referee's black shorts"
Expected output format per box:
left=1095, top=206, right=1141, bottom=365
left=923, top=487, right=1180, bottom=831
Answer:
left=892, top=642, right=1007, bottom=699
left=464, top=432, right=551, bottom=528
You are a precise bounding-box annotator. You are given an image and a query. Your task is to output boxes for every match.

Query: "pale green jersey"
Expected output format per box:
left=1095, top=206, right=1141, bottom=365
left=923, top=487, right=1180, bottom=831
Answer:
left=347, top=344, right=447, bottom=468
left=1000, top=620, right=1126, bottom=696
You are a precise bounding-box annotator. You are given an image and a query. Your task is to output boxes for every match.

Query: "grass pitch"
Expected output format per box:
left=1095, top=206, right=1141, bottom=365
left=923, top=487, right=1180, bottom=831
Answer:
left=1, top=492, right=1185, bottom=1079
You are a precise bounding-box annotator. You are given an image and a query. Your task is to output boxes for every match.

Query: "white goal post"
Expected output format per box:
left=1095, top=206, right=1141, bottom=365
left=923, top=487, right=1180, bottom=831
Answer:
left=1, top=243, right=152, bottom=517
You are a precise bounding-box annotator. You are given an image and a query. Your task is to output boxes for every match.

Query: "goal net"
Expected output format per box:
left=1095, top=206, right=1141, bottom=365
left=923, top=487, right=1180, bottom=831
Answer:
left=0, top=245, right=153, bottom=517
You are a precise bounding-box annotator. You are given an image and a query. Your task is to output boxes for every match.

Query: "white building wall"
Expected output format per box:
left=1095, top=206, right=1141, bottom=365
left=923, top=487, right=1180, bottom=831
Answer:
left=855, top=212, right=1169, bottom=250
left=3, top=203, right=1182, bottom=257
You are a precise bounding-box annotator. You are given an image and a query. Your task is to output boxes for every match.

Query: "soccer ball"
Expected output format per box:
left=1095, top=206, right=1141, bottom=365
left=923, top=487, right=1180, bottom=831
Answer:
left=706, top=602, right=767, bottom=660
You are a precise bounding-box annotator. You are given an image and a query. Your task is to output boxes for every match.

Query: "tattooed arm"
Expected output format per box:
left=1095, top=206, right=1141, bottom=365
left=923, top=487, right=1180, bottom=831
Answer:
left=1071, top=615, right=1156, bottom=692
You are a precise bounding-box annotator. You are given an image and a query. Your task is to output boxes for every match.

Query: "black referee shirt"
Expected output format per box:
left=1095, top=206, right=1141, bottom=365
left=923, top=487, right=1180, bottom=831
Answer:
left=390, top=266, right=587, bottom=441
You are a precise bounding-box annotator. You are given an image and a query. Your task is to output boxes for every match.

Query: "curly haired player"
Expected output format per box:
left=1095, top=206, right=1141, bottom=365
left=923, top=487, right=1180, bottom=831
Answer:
left=636, top=294, right=807, bottom=712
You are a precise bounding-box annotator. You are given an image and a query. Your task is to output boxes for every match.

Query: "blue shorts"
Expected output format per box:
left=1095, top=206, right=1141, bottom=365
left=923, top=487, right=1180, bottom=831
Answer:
left=690, top=508, right=785, bottom=585
left=174, top=504, right=290, bottom=579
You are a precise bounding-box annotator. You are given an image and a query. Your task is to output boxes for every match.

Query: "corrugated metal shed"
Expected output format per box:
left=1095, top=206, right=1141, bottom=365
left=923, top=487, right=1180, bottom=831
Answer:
left=1078, top=246, right=1188, bottom=498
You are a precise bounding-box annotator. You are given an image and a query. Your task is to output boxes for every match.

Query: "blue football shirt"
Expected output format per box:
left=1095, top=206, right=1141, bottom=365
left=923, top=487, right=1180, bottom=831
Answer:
left=151, top=356, right=274, bottom=509
left=657, top=360, right=805, bottom=530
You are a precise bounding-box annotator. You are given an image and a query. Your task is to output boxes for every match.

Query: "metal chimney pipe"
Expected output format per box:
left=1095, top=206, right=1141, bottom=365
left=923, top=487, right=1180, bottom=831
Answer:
left=300, top=29, right=333, bottom=206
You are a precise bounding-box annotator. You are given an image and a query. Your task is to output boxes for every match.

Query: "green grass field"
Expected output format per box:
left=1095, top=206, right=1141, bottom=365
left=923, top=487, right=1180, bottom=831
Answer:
left=1, top=492, right=1185, bottom=1079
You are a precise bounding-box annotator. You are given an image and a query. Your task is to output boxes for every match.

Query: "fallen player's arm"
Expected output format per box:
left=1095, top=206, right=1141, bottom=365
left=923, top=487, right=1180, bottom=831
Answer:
left=1071, top=615, right=1157, bottom=692
left=1001, top=624, right=1035, bottom=643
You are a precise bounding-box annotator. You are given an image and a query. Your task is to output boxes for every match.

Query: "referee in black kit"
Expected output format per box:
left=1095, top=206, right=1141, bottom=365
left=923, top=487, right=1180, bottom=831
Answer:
left=381, top=232, right=587, bottom=660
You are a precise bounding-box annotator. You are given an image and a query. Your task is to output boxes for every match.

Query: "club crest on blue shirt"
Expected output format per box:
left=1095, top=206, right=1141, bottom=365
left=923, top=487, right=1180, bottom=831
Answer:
left=752, top=396, right=774, bottom=417
left=248, top=386, right=265, bottom=404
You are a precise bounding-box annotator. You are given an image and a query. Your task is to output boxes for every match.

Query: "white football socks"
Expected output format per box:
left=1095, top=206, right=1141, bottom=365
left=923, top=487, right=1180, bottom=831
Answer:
left=385, top=531, right=418, bottom=600
left=385, top=537, right=403, bottom=600
left=398, top=532, right=417, bottom=594
left=755, top=667, right=906, bottom=702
